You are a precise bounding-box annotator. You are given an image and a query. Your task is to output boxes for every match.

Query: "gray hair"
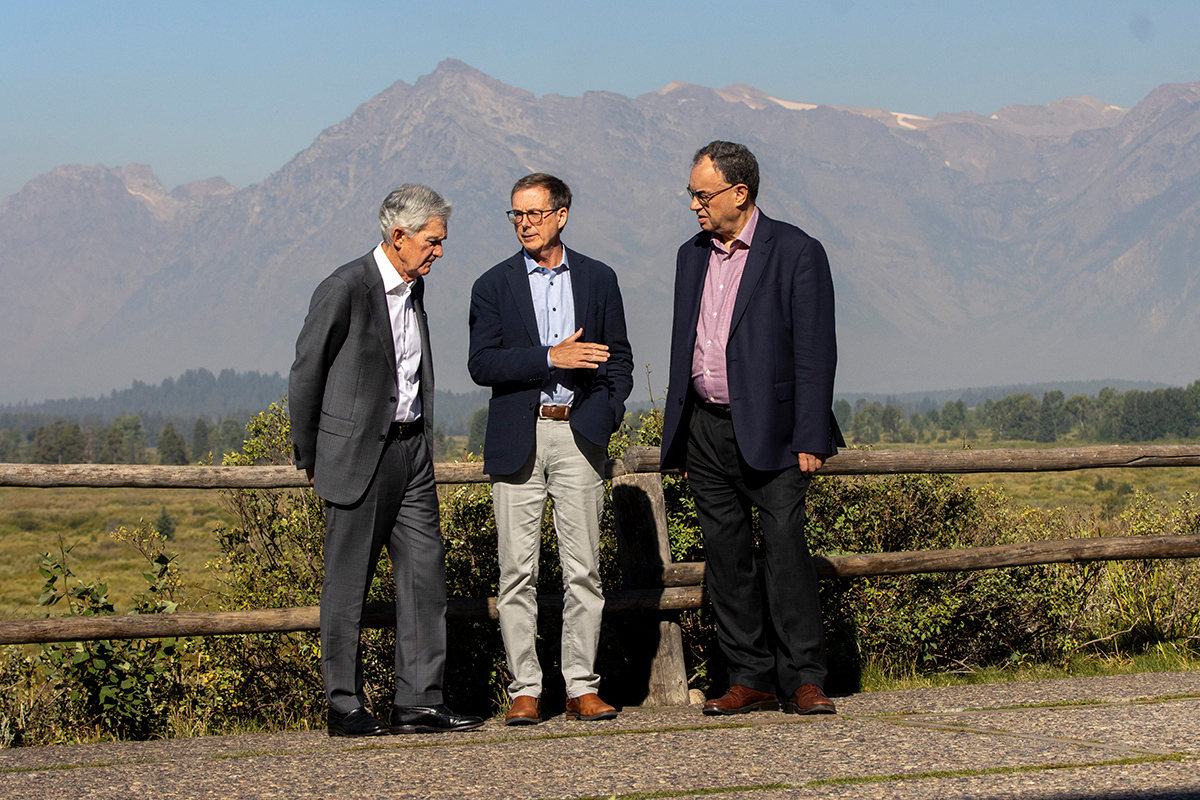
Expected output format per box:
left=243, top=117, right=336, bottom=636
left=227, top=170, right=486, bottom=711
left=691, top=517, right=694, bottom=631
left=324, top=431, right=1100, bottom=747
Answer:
left=693, top=141, right=760, bottom=202
left=378, top=184, right=452, bottom=240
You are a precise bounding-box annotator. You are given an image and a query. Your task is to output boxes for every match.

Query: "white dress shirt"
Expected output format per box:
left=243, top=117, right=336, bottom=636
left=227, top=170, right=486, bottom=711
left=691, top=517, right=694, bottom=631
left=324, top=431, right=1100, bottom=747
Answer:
left=373, top=244, right=422, bottom=423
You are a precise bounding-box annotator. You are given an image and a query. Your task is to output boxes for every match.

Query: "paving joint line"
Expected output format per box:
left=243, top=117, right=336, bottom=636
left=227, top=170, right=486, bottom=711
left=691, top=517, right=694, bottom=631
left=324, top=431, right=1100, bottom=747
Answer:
left=875, top=715, right=1181, bottom=757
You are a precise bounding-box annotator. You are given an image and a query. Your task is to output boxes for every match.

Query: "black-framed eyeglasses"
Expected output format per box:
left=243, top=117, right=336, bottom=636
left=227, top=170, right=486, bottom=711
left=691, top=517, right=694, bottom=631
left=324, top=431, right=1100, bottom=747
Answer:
left=686, top=184, right=736, bottom=206
left=506, top=208, right=560, bottom=225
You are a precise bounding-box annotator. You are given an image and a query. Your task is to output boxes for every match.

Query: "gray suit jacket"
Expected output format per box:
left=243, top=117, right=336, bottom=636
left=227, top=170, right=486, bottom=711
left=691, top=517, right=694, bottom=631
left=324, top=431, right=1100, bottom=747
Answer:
left=289, top=251, right=434, bottom=506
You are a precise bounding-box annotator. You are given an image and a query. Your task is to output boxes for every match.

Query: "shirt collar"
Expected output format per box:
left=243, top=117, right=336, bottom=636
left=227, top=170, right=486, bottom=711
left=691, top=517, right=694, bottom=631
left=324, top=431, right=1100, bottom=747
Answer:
left=374, top=243, right=412, bottom=296
left=711, top=207, right=760, bottom=254
left=524, top=246, right=570, bottom=275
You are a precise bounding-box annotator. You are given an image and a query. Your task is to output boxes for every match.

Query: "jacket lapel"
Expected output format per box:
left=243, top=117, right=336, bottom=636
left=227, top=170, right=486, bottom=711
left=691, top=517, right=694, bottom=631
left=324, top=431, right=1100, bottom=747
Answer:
left=567, top=247, right=591, bottom=333
left=505, top=251, right=542, bottom=346
left=412, top=276, right=434, bottom=423
left=729, top=213, right=772, bottom=338
left=678, top=235, right=708, bottom=349
left=362, top=253, right=398, bottom=389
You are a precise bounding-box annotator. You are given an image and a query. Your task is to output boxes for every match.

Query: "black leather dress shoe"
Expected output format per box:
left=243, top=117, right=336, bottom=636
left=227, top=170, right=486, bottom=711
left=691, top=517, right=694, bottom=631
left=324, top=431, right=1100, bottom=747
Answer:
left=328, top=707, right=388, bottom=737
left=389, top=704, right=485, bottom=734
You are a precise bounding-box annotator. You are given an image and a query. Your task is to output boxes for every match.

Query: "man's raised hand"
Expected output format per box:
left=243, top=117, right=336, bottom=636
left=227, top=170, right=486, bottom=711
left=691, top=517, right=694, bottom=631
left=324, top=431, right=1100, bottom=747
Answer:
left=549, top=328, right=609, bottom=370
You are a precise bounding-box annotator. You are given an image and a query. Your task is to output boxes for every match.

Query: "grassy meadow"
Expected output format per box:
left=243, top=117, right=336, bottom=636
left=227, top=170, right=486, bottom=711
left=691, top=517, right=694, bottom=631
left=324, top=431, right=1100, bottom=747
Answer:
left=0, top=487, right=233, bottom=617
left=2, top=433, right=1196, bottom=620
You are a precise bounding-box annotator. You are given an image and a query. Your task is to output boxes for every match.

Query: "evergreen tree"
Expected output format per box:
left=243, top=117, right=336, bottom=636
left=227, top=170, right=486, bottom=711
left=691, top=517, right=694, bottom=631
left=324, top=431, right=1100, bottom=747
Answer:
left=154, top=506, right=177, bottom=540
left=466, top=408, right=488, bottom=456
left=1036, top=391, right=1065, bottom=443
left=216, top=418, right=244, bottom=457
left=192, top=417, right=212, bottom=462
left=833, top=399, right=852, bottom=431
left=0, top=429, right=26, bottom=462
left=30, top=420, right=85, bottom=464
left=157, top=422, right=189, bottom=465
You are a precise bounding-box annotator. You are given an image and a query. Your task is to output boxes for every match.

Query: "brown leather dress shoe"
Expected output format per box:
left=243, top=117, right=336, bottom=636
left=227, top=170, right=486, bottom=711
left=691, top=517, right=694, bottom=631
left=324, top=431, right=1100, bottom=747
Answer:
left=784, top=684, right=837, bottom=715
left=702, top=685, right=779, bottom=716
left=565, top=693, right=617, bottom=721
left=504, top=695, right=541, bottom=726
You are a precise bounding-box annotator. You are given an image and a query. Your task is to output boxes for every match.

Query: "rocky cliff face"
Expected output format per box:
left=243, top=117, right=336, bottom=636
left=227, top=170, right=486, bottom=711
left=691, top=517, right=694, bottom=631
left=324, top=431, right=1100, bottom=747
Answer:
left=2, top=59, right=1196, bottom=402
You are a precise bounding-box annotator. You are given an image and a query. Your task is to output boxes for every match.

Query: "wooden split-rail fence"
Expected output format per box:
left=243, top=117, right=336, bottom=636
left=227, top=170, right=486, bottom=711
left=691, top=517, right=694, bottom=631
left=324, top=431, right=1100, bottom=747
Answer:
left=2, top=444, right=1199, bottom=706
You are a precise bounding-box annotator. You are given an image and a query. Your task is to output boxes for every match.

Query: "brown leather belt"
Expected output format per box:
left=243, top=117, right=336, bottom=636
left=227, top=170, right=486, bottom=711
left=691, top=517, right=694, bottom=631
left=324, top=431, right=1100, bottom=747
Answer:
left=538, top=404, right=570, bottom=420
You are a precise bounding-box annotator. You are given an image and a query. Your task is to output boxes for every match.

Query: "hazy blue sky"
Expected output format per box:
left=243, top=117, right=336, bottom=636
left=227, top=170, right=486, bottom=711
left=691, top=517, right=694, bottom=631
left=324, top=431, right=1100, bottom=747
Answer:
left=2, top=0, right=1197, bottom=198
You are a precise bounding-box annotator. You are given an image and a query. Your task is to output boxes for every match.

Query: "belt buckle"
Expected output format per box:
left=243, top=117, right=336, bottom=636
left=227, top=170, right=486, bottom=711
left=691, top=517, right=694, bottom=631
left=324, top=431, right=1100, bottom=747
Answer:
left=539, top=404, right=569, bottom=420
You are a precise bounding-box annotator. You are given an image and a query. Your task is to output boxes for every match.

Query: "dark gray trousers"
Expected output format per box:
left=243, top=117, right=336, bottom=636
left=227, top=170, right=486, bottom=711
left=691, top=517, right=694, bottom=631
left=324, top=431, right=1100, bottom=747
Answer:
left=686, top=403, right=828, bottom=695
left=321, top=431, right=445, bottom=713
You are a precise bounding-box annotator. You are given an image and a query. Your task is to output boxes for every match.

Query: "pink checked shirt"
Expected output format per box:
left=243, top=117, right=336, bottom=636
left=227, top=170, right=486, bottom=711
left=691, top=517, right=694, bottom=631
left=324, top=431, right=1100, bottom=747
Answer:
left=691, top=208, right=760, bottom=405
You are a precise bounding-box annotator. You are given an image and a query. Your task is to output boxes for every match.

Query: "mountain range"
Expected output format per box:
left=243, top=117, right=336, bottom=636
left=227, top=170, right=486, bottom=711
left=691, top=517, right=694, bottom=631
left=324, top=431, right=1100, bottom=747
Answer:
left=2, top=59, right=1197, bottom=404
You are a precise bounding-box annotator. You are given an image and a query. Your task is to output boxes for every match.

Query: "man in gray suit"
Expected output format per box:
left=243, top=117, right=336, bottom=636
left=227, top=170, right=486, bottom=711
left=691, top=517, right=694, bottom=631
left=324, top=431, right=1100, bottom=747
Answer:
left=290, top=184, right=483, bottom=737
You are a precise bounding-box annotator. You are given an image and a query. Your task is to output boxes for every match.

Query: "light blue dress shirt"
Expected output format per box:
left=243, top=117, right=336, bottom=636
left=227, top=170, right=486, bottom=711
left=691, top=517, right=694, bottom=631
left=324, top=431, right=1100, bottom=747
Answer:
left=524, top=248, right=575, bottom=407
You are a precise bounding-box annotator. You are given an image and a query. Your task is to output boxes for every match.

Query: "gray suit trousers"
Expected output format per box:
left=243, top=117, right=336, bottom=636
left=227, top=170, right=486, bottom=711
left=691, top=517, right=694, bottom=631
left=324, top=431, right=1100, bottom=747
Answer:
left=321, top=431, right=446, bottom=713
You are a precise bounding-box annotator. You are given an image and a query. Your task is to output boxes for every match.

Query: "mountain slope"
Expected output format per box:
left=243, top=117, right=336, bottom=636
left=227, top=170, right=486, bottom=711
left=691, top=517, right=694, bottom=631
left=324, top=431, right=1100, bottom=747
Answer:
left=2, top=60, right=1196, bottom=403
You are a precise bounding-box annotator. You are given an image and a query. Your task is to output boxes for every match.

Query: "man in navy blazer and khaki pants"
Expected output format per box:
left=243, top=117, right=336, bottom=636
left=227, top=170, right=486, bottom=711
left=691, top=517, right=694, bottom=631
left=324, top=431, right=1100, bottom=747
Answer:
left=290, top=185, right=482, bottom=737
left=660, top=142, right=844, bottom=717
left=469, top=173, right=633, bottom=725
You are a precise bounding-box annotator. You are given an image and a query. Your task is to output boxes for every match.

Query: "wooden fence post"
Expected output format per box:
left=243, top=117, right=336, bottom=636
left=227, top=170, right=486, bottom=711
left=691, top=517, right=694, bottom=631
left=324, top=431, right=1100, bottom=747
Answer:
left=611, top=447, right=690, bottom=706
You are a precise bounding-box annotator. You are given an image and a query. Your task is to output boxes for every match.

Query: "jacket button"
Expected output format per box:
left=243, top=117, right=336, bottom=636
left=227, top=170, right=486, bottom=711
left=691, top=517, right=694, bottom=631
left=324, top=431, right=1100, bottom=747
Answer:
left=529, top=403, right=535, bottom=410
left=378, top=434, right=386, bottom=442
left=390, top=396, right=397, bottom=403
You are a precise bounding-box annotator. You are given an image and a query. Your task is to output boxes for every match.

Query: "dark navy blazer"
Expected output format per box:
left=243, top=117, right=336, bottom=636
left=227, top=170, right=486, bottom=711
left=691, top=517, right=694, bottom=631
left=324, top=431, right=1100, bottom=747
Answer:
left=660, top=212, right=843, bottom=473
left=468, top=247, right=634, bottom=476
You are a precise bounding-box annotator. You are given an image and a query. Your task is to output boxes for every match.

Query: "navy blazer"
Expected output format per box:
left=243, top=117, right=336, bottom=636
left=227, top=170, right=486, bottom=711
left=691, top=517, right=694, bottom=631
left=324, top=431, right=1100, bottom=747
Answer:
left=468, top=247, right=634, bottom=476
left=289, top=251, right=435, bottom=506
left=660, top=212, right=843, bottom=473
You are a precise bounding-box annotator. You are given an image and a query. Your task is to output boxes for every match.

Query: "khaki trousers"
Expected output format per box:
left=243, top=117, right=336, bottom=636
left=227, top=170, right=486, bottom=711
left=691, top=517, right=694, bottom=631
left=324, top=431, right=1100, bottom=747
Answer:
left=491, top=417, right=606, bottom=699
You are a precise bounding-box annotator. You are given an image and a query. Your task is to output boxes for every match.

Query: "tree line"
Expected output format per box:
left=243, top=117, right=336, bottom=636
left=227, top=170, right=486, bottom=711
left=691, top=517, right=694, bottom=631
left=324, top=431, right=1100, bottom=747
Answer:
left=837, top=380, right=1200, bottom=445
left=0, top=416, right=251, bottom=465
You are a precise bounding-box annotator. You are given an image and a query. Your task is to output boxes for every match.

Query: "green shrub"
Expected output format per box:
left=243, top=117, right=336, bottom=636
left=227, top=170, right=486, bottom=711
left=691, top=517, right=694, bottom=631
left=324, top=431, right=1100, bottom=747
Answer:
left=3, top=404, right=1198, bottom=746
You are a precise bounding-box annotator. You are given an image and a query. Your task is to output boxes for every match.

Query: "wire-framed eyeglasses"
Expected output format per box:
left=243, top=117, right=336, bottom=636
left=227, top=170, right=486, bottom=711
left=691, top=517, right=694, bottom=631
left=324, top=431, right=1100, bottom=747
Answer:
left=506, top=208, right=560, bottom=225
left=685, top=184, right=736, bottom=206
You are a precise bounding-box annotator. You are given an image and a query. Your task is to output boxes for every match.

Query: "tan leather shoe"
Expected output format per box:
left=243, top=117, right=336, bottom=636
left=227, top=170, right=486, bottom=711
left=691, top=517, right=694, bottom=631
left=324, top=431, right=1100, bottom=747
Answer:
left=784, top=684, right=837, bottom=715
left=504, top=694, right=541, bottom=726
left=702, top=685, right=779, bottom=716
left=565, top=693, right=617, bottom=721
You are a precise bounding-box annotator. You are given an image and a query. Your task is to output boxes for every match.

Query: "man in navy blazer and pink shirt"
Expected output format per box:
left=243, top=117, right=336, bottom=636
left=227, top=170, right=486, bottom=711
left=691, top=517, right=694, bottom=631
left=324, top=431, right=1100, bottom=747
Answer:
left=660, top=141, right=844, bottom=717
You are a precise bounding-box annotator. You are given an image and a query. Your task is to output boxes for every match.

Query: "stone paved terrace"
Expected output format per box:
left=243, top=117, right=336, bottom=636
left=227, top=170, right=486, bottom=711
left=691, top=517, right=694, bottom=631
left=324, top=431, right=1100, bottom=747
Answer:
left=2, top=671, right=1198, bottom=799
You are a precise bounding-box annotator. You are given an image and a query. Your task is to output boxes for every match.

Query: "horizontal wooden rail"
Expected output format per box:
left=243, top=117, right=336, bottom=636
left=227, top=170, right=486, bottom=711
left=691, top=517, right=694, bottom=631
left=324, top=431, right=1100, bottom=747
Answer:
left=661, top=533, right=1200, bottom=585
left=4, top=534, right=1196, bottom=645
left=0, top=587, right=705, bottom=645
left=3, top=445, right=1199, bottom=489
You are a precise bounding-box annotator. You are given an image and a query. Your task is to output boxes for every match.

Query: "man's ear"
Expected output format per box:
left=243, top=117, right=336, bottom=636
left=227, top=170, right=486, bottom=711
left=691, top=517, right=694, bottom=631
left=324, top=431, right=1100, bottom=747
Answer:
left=390, top=226, right=406, bottom=248
left=733, top=184, right=751, bottom=209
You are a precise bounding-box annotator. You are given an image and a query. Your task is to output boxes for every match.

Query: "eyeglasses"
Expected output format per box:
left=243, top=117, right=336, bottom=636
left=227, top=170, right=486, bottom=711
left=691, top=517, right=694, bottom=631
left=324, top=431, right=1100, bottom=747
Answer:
left=506, top=208, right=560, bottom=225
left=686, top=184, right=736, bottom=207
